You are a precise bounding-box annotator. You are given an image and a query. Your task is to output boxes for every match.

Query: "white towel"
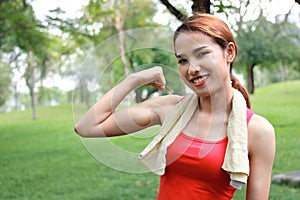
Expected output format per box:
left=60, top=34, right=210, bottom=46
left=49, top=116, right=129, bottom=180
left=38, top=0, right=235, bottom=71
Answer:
left=138, top=88, right=249, bottom=190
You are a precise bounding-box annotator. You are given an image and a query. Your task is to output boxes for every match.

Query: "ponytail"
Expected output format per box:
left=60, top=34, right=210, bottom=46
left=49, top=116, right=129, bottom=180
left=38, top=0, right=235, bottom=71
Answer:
left=231, top=75, right=251, bottom=108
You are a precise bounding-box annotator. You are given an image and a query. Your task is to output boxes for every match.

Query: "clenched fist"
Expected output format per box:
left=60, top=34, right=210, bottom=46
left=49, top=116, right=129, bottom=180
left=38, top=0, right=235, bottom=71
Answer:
left=130, top=66, right=166, bottom=90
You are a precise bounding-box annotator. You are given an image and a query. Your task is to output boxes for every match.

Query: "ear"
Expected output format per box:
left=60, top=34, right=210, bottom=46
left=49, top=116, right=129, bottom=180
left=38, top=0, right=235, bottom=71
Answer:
left=226, top=42, right=236, bottom=63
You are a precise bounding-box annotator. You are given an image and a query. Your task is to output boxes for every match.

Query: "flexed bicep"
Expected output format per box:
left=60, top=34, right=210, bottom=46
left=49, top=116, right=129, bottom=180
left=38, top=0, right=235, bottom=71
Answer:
left=96, top=105, right=160, bottom=137
left=92, top=95, right=179, bottom=137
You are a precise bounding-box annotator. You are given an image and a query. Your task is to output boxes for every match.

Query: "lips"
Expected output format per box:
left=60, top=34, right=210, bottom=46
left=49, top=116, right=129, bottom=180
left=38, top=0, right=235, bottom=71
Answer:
left=190, top=75, right=209, bottom=87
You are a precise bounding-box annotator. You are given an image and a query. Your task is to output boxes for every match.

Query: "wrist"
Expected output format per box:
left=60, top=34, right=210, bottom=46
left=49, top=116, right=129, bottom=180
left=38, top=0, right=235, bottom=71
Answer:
left=124, top=73, right=140, bottom=89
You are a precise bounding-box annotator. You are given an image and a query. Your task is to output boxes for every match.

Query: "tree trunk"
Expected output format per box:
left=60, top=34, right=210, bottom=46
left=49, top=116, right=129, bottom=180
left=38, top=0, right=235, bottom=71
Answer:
left=159, top=0, right=211, bottom=22
left=13, top=82, right=19, bottom=110
left=26, top=50, right=37, bottom=120
left=104, top=52, right=114, bottom=88
left=114, top=7, right=136, bottom=104
left=159, top=0, right=187, bottom=21
left=39, top=79, right=44, bottom=105
left=280, top=65, right=287, bottom=81
left=191, top=0, right=210, bottom=14
left=247, top=63, right=256, bottom=94
left=115, top=10, right=129, bottom=76
left=79, top=79, right=91, bottom=109
left=296, top=0, right=300, bottom=5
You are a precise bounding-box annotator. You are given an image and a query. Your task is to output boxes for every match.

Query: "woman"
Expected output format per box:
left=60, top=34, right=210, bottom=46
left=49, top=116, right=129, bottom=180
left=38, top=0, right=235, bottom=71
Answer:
left=74, top=13, right=275, bottom=199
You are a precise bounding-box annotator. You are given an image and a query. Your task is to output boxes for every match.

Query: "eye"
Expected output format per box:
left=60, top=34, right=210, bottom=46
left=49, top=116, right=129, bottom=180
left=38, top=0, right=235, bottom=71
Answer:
left=178, top=58, right=188, bottom=65
left=196, top=51, right=209, bottom=58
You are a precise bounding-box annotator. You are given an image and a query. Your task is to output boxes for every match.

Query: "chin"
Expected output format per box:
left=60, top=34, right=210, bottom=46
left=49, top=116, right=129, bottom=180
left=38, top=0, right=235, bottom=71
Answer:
left=188, top=86, right=211, bottom=97
left=195, top=90, right=211, bottom=98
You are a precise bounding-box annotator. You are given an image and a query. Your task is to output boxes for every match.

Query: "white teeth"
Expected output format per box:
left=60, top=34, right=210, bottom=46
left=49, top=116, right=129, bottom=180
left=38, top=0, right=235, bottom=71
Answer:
left=192, top=76, right=207, bottom=83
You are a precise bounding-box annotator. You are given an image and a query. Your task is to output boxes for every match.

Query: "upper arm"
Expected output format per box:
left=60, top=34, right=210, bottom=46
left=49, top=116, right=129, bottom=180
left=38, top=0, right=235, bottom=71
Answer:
left=246, top=114, right=276, bottom=200
left=77, top=95, right=180, bottom=137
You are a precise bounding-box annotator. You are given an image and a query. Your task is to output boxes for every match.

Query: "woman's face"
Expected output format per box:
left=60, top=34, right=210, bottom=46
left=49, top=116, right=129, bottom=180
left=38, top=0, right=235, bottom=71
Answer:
left=174, top=32, right=233, bottom=97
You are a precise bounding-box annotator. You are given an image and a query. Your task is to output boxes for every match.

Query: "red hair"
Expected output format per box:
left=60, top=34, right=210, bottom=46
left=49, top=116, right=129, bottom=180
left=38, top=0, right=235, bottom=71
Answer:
left=174, top=13, right=251, bottom=108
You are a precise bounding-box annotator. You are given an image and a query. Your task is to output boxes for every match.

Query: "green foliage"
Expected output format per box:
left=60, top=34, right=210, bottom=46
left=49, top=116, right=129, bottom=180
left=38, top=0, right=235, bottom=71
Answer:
left=124, top=0, right=160, bottom=28
left=59, top=0, right=160, bottom=47
left=235, top=14, right=300, bottom=93
left=212, top=1, right=236, bottom=15
left=53, top=0, right=166, bottom=106
left=0, top=0, right=48, bottom=55
left=0, top=0, right=32, bottom=50
left=236, top=16, right=272, bottom=68
left=0, top=0, right=67, bottom=117
left=236, top=15, right=300, bottom=72
left=37, top=86, right=65, bottom=106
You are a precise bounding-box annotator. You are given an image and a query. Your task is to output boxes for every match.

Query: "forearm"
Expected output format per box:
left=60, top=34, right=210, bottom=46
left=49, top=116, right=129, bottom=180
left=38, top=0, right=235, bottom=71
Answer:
left=94, top=74, right=138, bottom=118
left=74, top=74, right=139, bottom=136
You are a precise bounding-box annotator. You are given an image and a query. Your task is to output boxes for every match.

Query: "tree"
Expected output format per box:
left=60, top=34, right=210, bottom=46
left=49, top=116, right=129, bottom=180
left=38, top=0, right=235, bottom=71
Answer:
left=0, top=0, right=26, bottom=108
left=236, top=13, right=300, bottom=93
left=52, top=0, right=172, bottom=106
left=0, top=0, right=52, bottom=118
left=236, top=25, right=271, bottom=93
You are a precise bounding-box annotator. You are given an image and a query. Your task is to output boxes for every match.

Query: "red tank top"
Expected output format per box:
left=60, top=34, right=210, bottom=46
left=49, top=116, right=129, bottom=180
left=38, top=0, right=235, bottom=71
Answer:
left=156, top=109, right=254, bottom=200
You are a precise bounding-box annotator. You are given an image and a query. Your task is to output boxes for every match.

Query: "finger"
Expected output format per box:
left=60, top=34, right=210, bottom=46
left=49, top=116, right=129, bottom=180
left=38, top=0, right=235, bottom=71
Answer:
left=155, top=67, right=166, bottom=88
left=149, top=82, right=165, bottom=90
left=158, top=85, right=165, bottom=90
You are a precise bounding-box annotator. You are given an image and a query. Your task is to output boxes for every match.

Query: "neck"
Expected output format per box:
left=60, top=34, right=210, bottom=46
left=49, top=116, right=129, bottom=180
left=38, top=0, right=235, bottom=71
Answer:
left=198, top=84, right=233, bottom=115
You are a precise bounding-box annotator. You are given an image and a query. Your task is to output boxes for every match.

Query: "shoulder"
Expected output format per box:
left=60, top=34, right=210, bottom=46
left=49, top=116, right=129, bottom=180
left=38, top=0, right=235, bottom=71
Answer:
left=137, top=94, right=183, bottom=124
left=248, top=114, right=276, bottom=157
left=143, top=94, right=183, bottom=113
left=248, top=114, right=275, bottom=140
left=140, top=94, right=182, bottom=107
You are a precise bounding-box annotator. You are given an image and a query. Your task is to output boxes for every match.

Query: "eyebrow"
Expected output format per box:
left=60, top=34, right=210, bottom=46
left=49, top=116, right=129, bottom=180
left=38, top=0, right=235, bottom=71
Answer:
left=175, top=46, right=209, bottom=58
left=193, top=46, right=209, bottom=55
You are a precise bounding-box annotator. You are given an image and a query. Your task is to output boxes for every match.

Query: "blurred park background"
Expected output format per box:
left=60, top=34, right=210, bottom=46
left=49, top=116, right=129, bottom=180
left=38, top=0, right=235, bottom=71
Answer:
left=1, top=0, right=300, bottom=199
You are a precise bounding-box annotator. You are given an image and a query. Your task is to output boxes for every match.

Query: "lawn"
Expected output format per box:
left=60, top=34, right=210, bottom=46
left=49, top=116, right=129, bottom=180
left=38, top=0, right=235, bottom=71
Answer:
left=1, top=80, right=300, bottom=199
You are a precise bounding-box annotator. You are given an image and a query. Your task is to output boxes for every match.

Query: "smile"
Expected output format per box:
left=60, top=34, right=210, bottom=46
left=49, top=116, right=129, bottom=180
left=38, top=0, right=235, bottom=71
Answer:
left=191, top=75, right=209, bottom=86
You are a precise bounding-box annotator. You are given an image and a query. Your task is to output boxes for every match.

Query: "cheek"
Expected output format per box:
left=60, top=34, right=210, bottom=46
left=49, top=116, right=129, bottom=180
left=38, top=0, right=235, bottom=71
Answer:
left=213, top=68, right=230, bottom=83
left=200, top=55, right=219, bottom=71
left=177, top=65, right=186, bottom=76
left=177, top=67, right=190, bottom=83
left=203, top=56, right=229, bottom=81
left=205, top=54, right=228, bottom=72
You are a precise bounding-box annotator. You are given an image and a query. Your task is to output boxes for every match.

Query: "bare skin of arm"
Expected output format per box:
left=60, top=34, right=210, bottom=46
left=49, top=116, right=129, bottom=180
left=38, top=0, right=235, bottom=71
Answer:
left=246, top=114, right=276, bottom=199
left=74, top=66, right=179, bottom=137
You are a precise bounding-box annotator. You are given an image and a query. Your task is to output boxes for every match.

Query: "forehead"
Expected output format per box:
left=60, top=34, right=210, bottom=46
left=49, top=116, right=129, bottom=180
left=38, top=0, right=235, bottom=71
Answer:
left=174, top=32, right=214, bottom=53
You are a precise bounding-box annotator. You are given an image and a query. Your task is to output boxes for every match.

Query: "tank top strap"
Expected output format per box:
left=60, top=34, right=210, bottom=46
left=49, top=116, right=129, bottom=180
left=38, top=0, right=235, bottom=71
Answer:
left=246, top=108, right=254, bottom=125
left=180, top=96, right=187, bottom=101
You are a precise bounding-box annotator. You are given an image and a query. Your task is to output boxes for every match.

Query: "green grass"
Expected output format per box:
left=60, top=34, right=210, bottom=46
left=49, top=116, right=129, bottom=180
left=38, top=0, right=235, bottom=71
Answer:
left=0, top=106, right=159, bottom=200
left=1, top=80, right=300, bottom=199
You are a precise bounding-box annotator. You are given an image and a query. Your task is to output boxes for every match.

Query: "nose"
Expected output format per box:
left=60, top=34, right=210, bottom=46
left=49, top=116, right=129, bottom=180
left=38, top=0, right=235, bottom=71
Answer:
left=188, top=62, right=201, bottom=75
